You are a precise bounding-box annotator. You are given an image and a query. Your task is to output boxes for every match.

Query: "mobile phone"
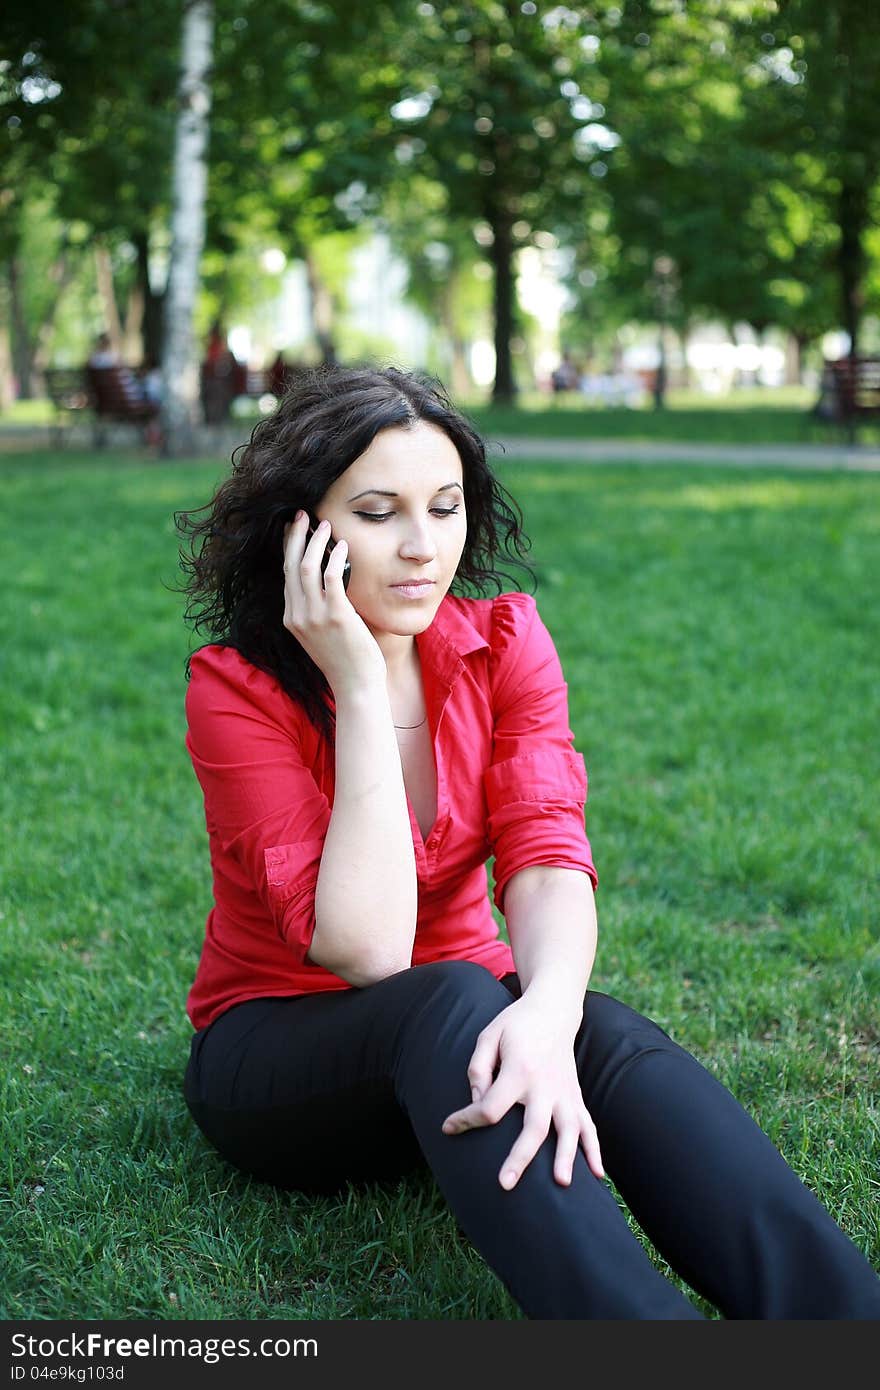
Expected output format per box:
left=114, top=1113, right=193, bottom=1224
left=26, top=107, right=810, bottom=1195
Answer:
left=306, top=516, right=352, bottom=591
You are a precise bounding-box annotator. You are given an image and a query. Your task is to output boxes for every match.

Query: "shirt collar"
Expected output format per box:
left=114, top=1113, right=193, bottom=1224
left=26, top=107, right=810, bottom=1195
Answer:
left=416, top=594, right=490, bottom=689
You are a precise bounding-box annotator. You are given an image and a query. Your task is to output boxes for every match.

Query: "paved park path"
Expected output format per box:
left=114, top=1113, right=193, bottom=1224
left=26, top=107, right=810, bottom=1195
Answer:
left=3, top=423, right=880, bottom=471
left=488, top=437, right=880, bottom=472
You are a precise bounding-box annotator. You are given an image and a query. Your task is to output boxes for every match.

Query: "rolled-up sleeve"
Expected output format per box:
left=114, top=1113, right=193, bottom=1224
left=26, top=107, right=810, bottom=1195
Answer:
left=483, top=593, right=598, bottom=913
left=185, top=647, right=330, bottom=956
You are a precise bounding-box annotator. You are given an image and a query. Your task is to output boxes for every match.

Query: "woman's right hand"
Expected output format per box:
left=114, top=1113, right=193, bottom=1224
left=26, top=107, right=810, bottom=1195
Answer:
left=282, top=511, right=387, bottom=696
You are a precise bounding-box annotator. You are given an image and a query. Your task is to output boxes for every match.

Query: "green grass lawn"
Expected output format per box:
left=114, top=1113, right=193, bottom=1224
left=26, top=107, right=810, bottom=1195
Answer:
left=463, top=386, right=880, bottom=447
left=2, top=447, right=878, bottom=1320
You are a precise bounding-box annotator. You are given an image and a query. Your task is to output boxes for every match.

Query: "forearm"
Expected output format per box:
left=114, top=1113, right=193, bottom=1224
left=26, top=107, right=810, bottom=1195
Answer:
left=309, top=684, right=417, bottom=985
left=503, top=866, right=598, bottom=1036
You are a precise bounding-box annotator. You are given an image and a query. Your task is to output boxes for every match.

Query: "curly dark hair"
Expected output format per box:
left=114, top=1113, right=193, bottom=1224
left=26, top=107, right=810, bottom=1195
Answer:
left=175, top=363, right=534, bottom=741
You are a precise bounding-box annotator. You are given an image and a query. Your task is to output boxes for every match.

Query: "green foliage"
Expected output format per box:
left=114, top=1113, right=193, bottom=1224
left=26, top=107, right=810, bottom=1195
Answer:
left=0, top=0, right=181, bottom=232
left=2, top=0, right=880, bottom=386
left=559, top=0, right=880, bottom=348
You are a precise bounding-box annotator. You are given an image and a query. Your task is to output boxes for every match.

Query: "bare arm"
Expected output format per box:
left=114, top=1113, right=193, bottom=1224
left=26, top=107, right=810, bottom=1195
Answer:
left=442, top=865, right=604, bottom=1188
left=282, top=512, right=416, bottom=987
left=503, top=865, right=598, bottom=1037
left=310, top=681, right=417, bottom=985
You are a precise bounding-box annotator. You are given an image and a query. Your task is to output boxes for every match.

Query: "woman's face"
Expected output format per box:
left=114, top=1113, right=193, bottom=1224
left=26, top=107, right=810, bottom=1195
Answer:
left=316, top=421, right=468, bottom=642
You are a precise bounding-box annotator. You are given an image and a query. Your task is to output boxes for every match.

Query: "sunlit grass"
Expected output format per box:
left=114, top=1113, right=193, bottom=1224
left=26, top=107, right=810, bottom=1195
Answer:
left=0, top=398, right=55, bottom=425
left=465, top=389, right=879, bottom=446
left=2, top=447, right=878, bottom=1320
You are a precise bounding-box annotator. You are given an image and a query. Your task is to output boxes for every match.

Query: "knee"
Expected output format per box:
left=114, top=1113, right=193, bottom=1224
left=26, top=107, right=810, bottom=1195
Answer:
left=394, top=961, right=512, bottom=1058
left=578, top=991, right=679, bottom=1091
left=406, top=959, right=511, bottom=1015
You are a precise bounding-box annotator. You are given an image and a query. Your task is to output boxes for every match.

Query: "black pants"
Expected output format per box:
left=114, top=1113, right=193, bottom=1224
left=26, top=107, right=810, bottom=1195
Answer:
left=183, top=960, right=880, bottom=1320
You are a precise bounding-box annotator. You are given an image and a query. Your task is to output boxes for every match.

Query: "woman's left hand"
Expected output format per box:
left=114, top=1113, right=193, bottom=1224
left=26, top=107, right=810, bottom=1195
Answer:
left=441, top=995, right=605, bottom=1189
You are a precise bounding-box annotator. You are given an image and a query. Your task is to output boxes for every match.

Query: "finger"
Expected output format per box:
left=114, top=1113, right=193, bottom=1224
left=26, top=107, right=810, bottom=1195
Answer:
left=580, top=1114, right=605, bottom=1180
left=302, top=518, right=331, bottom=563
left=282, top=512, right=309, bottom=615
left=283, top=511, right=310, bottom=569
left=442, top=1069, right=521, bottom=1133
left=300, top=520, right=331, bottom=608
left=498, top=1111, right=552, bottom=1190
left=552, top=1121, right=581, bottom=1187
left=466, top=1034, right=499, bottom=1104
left=441, top=1033, right=498, bottom=1130
left=323, top=536, right=349, bottom=590
left=283, top=511, right=306, bottom=561
left=442, top=1101, right=485, bottom=1131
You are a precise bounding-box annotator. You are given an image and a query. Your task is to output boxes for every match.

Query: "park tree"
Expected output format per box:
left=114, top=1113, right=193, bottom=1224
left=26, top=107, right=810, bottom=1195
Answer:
left=161, top=0, right=214, bottom=455
left=340, top=1, right=617, bottom=404
left=0, top=164, right=90, bottom=401
left=220, top=1, right=619, bottom=402
left=740, top=0, right=880, bottom=355
left=188, top=1, right=420, bottom=361
left=559, top=0, right=870, bottom=394
left=556, top=3, right=754, bottom=399
left=0, top=1, right=183, bottom=376
left=0, top=0, right=398, bottom=405
left=379, top=173, right=492, bottom=394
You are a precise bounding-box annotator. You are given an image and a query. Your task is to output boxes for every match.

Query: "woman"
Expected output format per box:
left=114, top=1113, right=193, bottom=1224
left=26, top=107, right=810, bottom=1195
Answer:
left=177, top=365, right=880, bottom=1320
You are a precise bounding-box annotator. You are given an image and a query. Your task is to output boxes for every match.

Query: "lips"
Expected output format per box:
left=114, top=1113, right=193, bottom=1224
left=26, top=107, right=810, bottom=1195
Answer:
left=390, top=580, right=436, bottom=598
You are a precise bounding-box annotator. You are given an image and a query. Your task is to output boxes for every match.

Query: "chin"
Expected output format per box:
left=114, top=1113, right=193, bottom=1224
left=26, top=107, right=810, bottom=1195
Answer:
left=387, top=611, right=437, bottom=635
left=361, top=593, right=443, bottom=636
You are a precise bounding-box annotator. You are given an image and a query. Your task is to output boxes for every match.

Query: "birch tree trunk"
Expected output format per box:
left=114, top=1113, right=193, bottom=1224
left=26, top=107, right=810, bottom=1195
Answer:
left=161, top=0, right=214, bottom=456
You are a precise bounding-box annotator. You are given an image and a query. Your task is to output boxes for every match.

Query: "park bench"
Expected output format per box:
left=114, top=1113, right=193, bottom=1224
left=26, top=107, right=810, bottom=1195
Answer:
left=44, top=365, right=160, bottom=447
left=43, top=368, right=93, bottom=446
left=815, top=356, right=880, bottom=442
left=87, top=364, right=161, bottom=446
left=45, top=358, right=310, bottom=443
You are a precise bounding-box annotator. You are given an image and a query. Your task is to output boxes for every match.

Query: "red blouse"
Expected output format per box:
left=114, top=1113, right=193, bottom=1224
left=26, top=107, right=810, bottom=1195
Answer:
left=184, top=590, right=598, bottom=1030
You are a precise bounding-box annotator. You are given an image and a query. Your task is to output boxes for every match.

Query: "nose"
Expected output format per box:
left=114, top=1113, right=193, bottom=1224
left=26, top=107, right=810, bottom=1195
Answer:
left=399, top=516, right=438, bottom=563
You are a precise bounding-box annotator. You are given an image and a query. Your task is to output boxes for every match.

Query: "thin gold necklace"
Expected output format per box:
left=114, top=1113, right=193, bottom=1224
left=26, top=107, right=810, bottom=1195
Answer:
left=393, top=714, right=428, bottom=730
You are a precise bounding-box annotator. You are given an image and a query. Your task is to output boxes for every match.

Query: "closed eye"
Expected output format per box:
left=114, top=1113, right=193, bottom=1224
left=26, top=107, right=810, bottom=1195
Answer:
left=354, top=507, right=461, bottom=522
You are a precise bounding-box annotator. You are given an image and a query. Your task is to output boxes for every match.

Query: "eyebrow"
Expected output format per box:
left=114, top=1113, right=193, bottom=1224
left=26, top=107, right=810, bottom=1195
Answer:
left=346, top=482, right=464, bottom=502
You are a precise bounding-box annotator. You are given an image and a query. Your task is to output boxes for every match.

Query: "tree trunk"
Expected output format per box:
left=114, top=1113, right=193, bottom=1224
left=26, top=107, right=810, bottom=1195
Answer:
left=122, top=279, right=144, bottom=364
left=0, top=277, right=14, bottom=409
left=161, top=0, right=214, bottom=456
left=94, top=242, right=123, bottom=354
left=784, top=332, right=801, bottom=386
left=652, top=327, right=667, bottom=409
left=439, top=275, right=471, bottom=398
left=135, top=231, right=165, bottom=365
left=33, top=249, right=78, bottom=374
left=749, top=323, right=769, bottom=386
left=838, top=180, right=865, bottom=358
left=8, top=258, right=34, bottom=399
left=727, top=323, right=742, bottom=388
left=304, top=251, right=338, bottom=364
left=676, top=325, right=691, bottom=389
left=5, top=244, right=78, bottom=397
left=487, top=210, right=516, bottom=405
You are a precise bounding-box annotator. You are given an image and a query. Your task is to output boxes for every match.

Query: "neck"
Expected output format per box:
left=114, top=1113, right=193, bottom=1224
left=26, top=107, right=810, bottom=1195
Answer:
left=374, top=631, right=419, bottom=683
